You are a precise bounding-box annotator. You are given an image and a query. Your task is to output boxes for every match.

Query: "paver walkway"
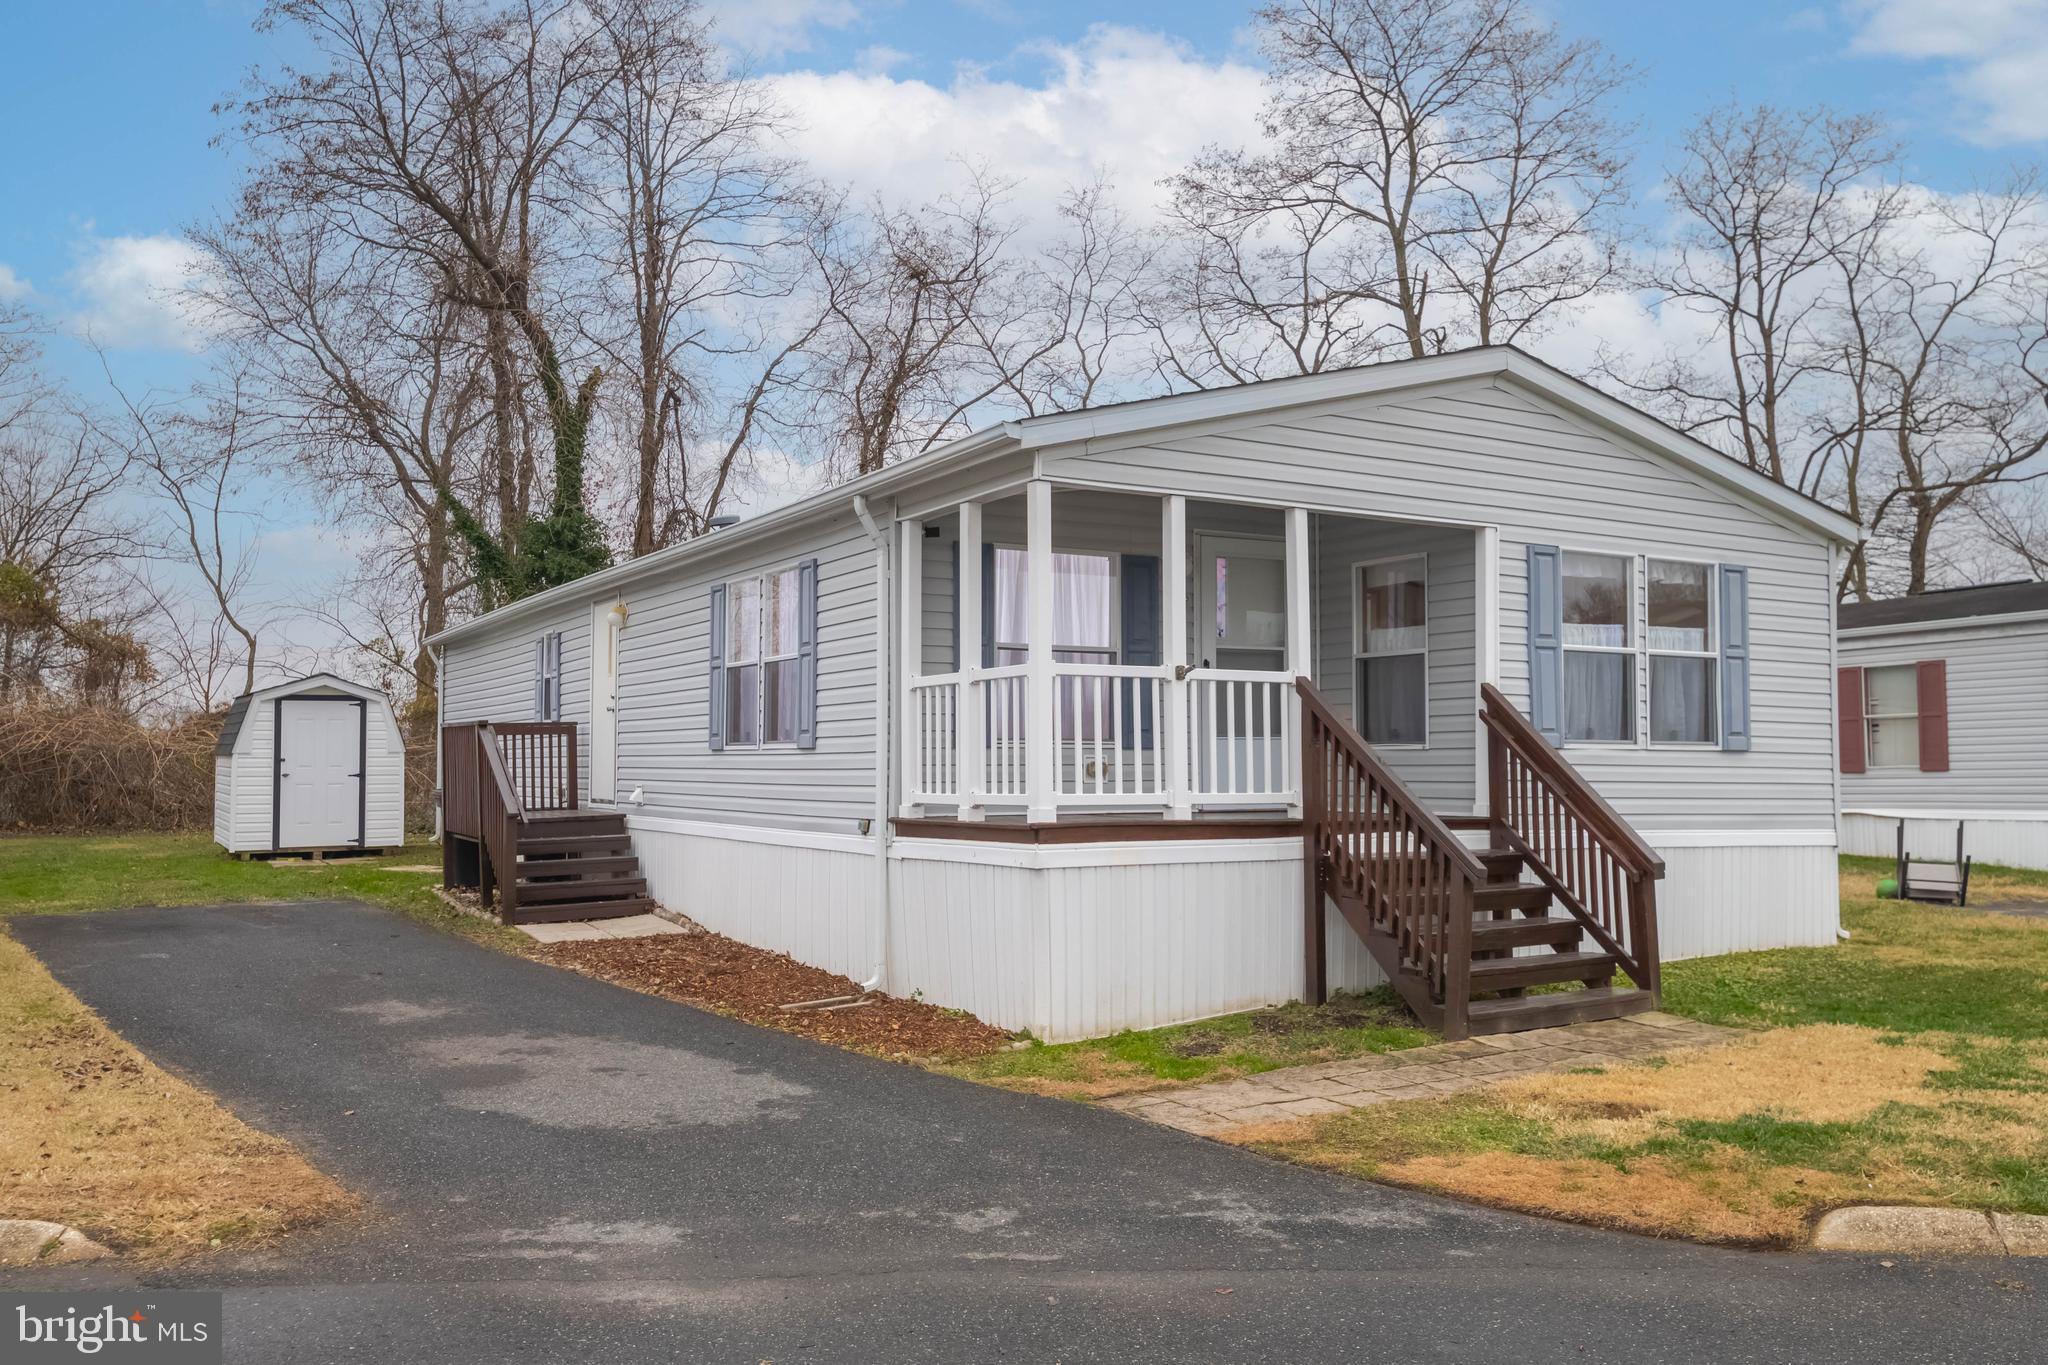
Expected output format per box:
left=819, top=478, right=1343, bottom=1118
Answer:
left=516, top=911, right=692, bottom=942
left=1103, top=1011, right=1736, bottom=1136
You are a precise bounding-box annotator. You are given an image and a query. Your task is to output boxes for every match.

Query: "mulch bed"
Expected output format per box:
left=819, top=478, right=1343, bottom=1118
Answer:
left=536, top=930, right=1016, bottom=1060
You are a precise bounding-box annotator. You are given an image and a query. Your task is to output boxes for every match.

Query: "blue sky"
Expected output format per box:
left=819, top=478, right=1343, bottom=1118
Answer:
left=2, top=0, right=2038, bottom=394
left=2, top=1, right=2041, bottom=672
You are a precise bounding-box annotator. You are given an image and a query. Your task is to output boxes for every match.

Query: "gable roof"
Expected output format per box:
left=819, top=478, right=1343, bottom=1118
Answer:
left=1839, top=581, right=2048, bottom=633
left=427, top=345, right=1861, bottom=650
left=215, top=672, right=388, bottom=756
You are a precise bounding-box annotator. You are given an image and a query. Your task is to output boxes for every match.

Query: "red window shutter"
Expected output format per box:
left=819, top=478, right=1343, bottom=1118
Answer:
left=1916, top=659, right=1949, bottom=772
left=1837, top=666, right=1866, bottom=774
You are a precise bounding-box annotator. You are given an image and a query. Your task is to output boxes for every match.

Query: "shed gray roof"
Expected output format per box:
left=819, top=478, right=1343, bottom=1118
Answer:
left=212, top=672, right=385, bottom=756
left=1838, top=581, right=2048, bottom=632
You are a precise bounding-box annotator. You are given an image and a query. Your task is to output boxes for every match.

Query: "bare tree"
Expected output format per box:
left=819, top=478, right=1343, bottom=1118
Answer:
left=1161, top=0, right=1634, bottom=373
left=234, top=0, right=615, bottom=602
left=582, top=0, right=810, bottom=555
left=105, top=362, right=267, bottom=702
left=1611, top=104, right=1899, bottom=489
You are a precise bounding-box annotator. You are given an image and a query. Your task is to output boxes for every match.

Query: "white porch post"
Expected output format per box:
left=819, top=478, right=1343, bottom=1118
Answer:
left=1026, top=479, right=1059, bottom=822
left=1161, top=494, right=1192, bottom=819
left=897, top=517, right=924, bottom=818
left=956, top=500, right=985, bottom=820
left=1284, top=506, right=1312, bottom=816
left=1474, top=524, right=1500, bottom=819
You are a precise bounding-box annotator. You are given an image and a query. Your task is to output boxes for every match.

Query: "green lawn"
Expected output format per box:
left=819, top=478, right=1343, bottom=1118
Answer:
left=940, top=988, right=1433, bottom=1099
left=0, top=833, right=527, bottom=951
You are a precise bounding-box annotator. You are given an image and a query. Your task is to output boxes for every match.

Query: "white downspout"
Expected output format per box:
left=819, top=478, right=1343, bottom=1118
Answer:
left=853, top=494, right=893, bottom=993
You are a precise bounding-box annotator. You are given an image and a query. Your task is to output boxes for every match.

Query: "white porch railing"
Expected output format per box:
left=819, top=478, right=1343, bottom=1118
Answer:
left=1185, top=670, right=1296, bottom=805
left=904, top=664, right=1298, bottom=815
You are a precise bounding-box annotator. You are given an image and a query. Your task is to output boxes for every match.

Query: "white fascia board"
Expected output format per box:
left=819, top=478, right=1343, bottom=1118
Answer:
left=427, top=424, right=1022, bottom=649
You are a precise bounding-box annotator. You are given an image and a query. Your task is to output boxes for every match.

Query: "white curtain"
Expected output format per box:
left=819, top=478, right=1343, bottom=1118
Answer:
left=1649, top=655, right=1714, bottom=744
left=1562, top=651, right=1632, bottom=742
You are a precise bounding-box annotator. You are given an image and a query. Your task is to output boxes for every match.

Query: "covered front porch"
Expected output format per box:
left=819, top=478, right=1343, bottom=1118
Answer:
left=896, top=482, right=1491, bottom=826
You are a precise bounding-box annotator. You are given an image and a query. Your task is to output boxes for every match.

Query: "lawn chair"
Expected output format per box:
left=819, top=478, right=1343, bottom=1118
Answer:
left=1895, top=819, right=1972, bottom=907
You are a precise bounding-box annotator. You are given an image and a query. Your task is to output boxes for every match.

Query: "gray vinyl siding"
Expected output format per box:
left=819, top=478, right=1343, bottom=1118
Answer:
left=1840, top=618, right=2048, bottom=812
left=1315, top=521, right=1477, bottom=809
left=439, top=513, right=881, bottom=835
left=1041, top=376, right=1839, bottom=833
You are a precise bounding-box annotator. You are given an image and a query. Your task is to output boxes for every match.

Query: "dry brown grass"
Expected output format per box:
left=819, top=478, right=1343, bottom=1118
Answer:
left=1235, top=1024, right=2048, bottom=1246
left=0, top=929, right=357, bottom=1262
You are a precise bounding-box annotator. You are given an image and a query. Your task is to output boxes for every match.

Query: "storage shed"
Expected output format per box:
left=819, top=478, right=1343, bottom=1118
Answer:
left=213, top=673, right=406, bottom=855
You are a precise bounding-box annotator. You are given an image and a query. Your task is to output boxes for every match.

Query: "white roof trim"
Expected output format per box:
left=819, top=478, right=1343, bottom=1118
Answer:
left=1840, top=609, right=2048, bottom=639
left=241, top=672, right=386, bottom=706
left=429, top=345, right=1858, bottom=649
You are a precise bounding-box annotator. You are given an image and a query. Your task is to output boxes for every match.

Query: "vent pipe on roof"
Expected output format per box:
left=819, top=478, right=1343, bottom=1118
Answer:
left=705, top=515, right=741, bottom=531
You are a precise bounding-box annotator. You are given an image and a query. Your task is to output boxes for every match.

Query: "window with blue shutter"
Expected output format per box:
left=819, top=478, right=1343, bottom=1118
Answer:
left=533, top=632, right=562, bottom=721
left=710, top=562, right=819, bottom=750
left=795, top=558, right=819, bottom=749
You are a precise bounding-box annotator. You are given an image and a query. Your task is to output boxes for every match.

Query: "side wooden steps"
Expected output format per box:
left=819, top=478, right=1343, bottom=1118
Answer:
left=1465, top=986, right=1657, bottom=1034
left=504, top=809, right=649, bottom=925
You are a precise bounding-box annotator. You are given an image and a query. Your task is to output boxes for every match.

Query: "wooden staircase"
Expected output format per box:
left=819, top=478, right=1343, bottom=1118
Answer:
left=1300, top=680, right=1664, bottom=1040
left=441, top=722, right=652, bottom=926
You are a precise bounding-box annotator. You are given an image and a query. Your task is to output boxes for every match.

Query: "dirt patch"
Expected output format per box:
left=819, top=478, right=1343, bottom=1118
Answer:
left=537, top=931, right=1015, bottom=1061
left=1170, top=1034, right=1227, bottom=1058
left=0, top=930, right=357, bottom=1262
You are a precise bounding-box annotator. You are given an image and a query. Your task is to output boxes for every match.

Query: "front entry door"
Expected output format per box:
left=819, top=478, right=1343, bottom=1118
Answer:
left=277, top=699, right=361, bottom=848
left=1193, top=535, right=1288, bottom=796
left=591, top=602, right=620, bottom=802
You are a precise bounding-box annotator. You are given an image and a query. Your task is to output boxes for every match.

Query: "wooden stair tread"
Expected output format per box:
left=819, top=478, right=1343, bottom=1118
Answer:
left=1470, top=914, right=1582, bottom=949
left=508, top=896, right=657, bottom=925
left=1469, top=949, right=1616, bottom=992
left=517, top=834, right=635, bottom=854
left=515, top=876, right=648, bottom=903
left=1472, top=882, right=1551, bottom=913
left=1465, top=986, right=1655, bottom=1032
left=518, top=854, right=640, bottom=878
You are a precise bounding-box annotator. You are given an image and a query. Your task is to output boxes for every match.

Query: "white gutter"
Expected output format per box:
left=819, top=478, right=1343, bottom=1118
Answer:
left=851, top=493, right=893, bottom=995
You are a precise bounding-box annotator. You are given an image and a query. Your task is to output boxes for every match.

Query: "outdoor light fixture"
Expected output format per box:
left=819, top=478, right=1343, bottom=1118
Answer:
left=605, top=603, right=628, bottom=630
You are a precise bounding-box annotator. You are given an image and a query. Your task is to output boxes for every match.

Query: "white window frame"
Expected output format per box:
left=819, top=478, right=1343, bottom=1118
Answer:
left=1863, top=663, right=1921, bottom=769
left=1645, top=556, right=1720, bottom=750
left=722, top=565, right=803, bottom=751
left=1557, top=547, right=1637, bottom=748
left=991, top=544, right=1122, bottom=665
left=1352, top=552, right=1430, bottom=749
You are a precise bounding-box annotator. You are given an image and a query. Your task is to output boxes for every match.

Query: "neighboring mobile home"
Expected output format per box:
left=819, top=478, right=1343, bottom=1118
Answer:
left=429, top=347, right=1857, bottom=1042
left=1837, top=581, right=2048, bottom=870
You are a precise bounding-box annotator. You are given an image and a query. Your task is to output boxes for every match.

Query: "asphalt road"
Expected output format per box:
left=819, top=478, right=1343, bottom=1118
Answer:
left=6, top=901, right=2042, bottom=1363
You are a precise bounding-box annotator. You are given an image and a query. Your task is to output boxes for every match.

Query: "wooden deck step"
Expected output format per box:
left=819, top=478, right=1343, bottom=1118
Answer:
left=507, top=896, right=657, bottom=925
left=1465, top=985, right=1655, bottom=1033
left=518, top=854, right=640, bottom=880
left=1472, top=882, right=1551, bottom=916
left=515, top=876, right=648, bottom=904
left=1469, top=950, right=1617, bottom=993
left=1470, top=914, right=1582, bottom=951
left=1474, top=847, right=1525, bottom=884
left=517, top=833, right=636, bottom=856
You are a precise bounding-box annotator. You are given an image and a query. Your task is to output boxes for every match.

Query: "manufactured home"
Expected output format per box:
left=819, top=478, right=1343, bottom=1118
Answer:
left=430, top=347, right=1857, bottom=1042
left=215, top=672, right=406, bottom=856
left=1838, top=581, right=2048, bottom=870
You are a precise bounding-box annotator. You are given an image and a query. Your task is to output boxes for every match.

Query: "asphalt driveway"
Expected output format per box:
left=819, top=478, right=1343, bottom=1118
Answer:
left=7, top=901, right=2043, bottom=1363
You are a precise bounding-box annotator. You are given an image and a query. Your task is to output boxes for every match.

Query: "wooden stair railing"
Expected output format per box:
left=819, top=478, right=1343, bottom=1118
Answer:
left=1300, top=678, right=1485, bottom=1038
left=1480, top=683, right=1665, bottom=1001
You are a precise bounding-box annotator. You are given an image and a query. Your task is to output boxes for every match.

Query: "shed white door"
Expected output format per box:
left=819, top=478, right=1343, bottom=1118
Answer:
left=277, top=700, right=360, bottom=848
left=591, top=603, right=620, bottom=802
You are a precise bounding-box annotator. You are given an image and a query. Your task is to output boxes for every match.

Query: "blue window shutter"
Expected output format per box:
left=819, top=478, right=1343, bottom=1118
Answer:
left=1719, top=565, right=1751, bottom=751
left=981, top=542, right=997, bottom=668
left=796, top=558, right=820, bottom=750
left=707, top=585, right=727, bottom=751
left=1526, top=544, right=1563, bottom=744
left=949, top=539, right=960, bottom=671
left=532, top=636, right=547, bottom=720
left=546, top=632, right=562, bottom=721
left=1119, top=554, right=1162, bottom=750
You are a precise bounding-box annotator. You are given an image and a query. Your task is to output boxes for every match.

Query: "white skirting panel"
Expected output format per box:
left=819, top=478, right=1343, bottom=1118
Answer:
left=1841, top=810, right=2048, bottom=872
left=1648, top=840, right=1840, bottom=961
left=625, top=818, right=878, bottom=982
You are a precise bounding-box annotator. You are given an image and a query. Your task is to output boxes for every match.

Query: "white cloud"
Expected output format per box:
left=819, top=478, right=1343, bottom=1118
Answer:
left=1845, top=0, right=2048, bottom=144
left=67, top=232, right=219, bottom=352
left=762, top=25, right=1267, bottom=229
left=702, top=0, right=859, bottom=58
left=0, top=263, right=28, bottom=302
left=853, top=44, right=911, bottom=75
